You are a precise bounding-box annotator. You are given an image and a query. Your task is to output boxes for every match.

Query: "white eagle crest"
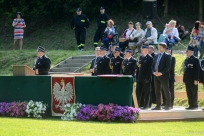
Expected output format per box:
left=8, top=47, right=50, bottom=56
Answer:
left=53, top=79, right=73, bottom=110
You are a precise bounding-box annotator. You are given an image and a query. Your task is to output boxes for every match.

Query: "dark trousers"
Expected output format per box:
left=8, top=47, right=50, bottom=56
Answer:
left=136, top=82, right=150, bottom=108
left=154, top=76, right=171, bottom=107
left=119, top=40, right=129, bottom=52
left=185, top=82, right=198, bottom=108
left=75, top=27, right=86, bottom=49
left=162, top=80, right=174, bottom=107
left=93, top=27, right=106, bottom=47
left=149, top=77, right=156, bottom=107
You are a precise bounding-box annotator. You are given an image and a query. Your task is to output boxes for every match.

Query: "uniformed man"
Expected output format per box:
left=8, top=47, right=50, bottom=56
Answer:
left=90, top=47, right=100, bottom=76
left=71, top=8, right=90, bottom=51
left=121, top=49, right=136, bottom=76
left=199, top=59, right=204, bottom=110
left=93, top=7, right=109, bottom=48
left=109, top=47, right=124, bottom=74
left=183, top=46, right=199, bottom=110
left=95, top=46, right=111, bottom=75
left=136, top=45, right=153, bottom=110
left=33, top=46, right=51, bottom=75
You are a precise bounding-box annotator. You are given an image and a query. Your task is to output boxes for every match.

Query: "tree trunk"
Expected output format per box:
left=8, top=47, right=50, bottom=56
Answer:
left=163, top=0, right=168, bottom=17
left=199, top=0, right=203, bottom=21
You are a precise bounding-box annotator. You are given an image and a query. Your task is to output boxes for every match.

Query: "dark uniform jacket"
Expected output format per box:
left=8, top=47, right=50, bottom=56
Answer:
left=183, top=55, right=199, bottom=83
left=199, top=60, right=204, bottom=83
left=136, top=54, right=153, bottom=82
left=71, top=14, right=89, bottom=29
left=110, top=56, right=124, bottom=74
left=107, top=52, right=124, bottom=58
left=90, top=57, right=99, bottom=76
left=170, top=56, right=176, bottom=82
left=97, top=13, right=109, bottom=27
left=33, top=55, right=51, bottom=75
left=96, top=56, right=111, bottom=75
left=122, top=57, right=136, bottom=76
left=152, top=52, right=171, bottom=79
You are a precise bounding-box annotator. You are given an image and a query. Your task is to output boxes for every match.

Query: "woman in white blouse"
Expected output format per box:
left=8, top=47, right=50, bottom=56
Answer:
left=163, top=20, right=180, bottom=48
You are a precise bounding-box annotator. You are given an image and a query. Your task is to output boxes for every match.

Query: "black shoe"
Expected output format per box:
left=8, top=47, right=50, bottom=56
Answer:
left=202, top=109, right=204, bottom=110
left=165, top=107, right=171, bottom=110
left=185, top=107, right=192, bottom=110
left=190, top=107, right=198, bottom=110
left=141, top=107, right=149, bottom=110
left=161, top=103, right=165, bottom=106
left=152, top=106, right=161, bottom=110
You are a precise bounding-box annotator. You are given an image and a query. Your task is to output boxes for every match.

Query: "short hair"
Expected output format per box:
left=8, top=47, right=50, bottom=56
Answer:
left=135, top=22, right=142, bottom=27
left=95, top=47, right=100, bottom=50
left=108, top=19, right=114, bottom=26
left=149, top=45, right=154, bottom=50
left=169, top=20, right=176, bottom=27
left=128, top=21, right=133, bottom=24
left=158, top=42, right=167, bottom=48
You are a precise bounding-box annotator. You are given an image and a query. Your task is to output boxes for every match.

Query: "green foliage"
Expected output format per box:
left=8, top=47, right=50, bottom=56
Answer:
left=174, top=98, right=204, bottom=107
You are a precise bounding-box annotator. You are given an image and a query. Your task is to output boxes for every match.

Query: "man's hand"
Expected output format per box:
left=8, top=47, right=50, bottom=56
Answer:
left=157, top=72, right=162, bottom=76
left=90, top=69, right=93, bottom=73
left=194, top=80, right=198, bottom=85
left=35, top=69, right=39, bottom=75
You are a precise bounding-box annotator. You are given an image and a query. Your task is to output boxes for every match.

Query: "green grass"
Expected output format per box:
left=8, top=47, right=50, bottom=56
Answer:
left=0, top=117, right=204, bottom=136
left=174, top=98, right=204, bottom=107
left=0, top=50, right=94, bottom=76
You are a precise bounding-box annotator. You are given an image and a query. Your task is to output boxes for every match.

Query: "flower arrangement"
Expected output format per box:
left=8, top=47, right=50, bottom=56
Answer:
left=25, top=100, right=48, bottom=119
left=76, top=104, right=97, bottom=121
left=61, top=103, right=82, bottom=121
left=0, top=101, right=27, bottom=117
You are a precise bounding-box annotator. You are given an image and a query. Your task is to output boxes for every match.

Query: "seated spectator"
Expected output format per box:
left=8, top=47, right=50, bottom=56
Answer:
left=175, top=21, right=189, bottom=40
left=137, top=21, right=157, bottom=48
left=103, top=19, right=115, bottom=50
left=189, top=29, right=201, bottom=58
left=129, top=22, right=145, bottom=53
left=119, top=21, right=136, bottom=52
left=163, top=20, right=180, bottom=48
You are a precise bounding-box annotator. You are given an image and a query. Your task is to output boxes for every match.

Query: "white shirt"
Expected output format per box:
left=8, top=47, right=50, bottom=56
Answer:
left=125, top=29, right=135, bottom=39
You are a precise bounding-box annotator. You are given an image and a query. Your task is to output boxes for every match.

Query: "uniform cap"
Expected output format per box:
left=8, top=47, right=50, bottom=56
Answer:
left=141, top=45, right=149, bottom=49
left=76, top=8, right=82, bottom=12
left=186, top=45, right=194, bottom=51
left=114, top=47, right=121, bottom=52
left=166, top=47, right=172, bottom=50
left=100, top=7, right=105, bottom=10
left=100, top=46, right=107, bottom=51
left=37, top=46, right=46, bottom=53
left=125, top=49, right=133, bottom=53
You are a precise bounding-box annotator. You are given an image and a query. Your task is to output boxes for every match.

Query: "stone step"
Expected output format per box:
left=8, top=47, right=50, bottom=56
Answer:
left=72, top=55, right=95, bottom=60
left=64, top=59, right=92, bottom=63
left=57, top=63, right=87, bottom=67
left=50, top=67, right=80, bottom=72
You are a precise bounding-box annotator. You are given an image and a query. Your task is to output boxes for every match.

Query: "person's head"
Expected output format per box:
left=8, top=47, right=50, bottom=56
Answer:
left=165, top=47, right=172, bottom=55
left=135, top=22, right=141, bottom=30
left=128, top=21, right=134, bottom=29
left=107, top=19, right=114, bottom=27
left=148, top=45, right=154, bottom=54
left=194, top=21, right=201, bottom=29
left=110, top=45, right=116, bottom=52
left=192, top=29, right=198, bottom=36
left=125, top=49, right=132, bottom=58
left=36, top=46, right=46, bottom=57
left=76, top=8, right=82, bottom=15
left=95, top=47, right=100, bottom=56
left=99, top=46, right=107, bottom=56
left=16, top=12, right=21, bottom=18
left=146, top=21, right=152, bottom=29
left=100, top=7, right=105, bottom=14
left=158, top=42, right=167, bottom=53
left=141, top=45, right=149, bottom=55
left=186, top=46, right=194, bottom=57
left=113, top=47, right=121, bottom=57
left=169, top=20, right=176, bottom=28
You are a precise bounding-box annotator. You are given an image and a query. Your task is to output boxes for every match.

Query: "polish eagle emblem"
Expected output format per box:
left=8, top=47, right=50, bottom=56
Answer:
left=53, top=79, right=73, bottom=110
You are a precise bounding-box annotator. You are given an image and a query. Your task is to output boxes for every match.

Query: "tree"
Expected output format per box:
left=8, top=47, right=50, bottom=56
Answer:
left=163, top=0, right=168, bottom=17
left=199, top=0, right=203, bottom=21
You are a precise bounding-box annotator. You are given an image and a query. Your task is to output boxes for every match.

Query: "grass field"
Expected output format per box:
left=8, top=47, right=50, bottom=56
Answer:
left=0, top=117, right=204, bottom=136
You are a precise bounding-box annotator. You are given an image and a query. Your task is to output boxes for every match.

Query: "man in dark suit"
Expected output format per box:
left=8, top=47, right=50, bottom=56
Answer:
left=109, top=47, right=124, bottom=74
left=199, top=59, right=204, bottom=110
left=33, top=46, right=51, bottom=75
left=184, top=46, right=199, bottom=110
left=162, top=47, right=176, bottom=109
left=90, top=47, right=100, bottom=75
left=152, top=42, right=171, bottom=110
left=95, top=46, right=111, bottom=75
left=121, top=49, right=136, bottom=77
left=136, top=45, right=153, bottom=110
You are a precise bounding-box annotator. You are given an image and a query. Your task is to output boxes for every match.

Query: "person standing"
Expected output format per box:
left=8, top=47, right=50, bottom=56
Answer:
left=12, top=12, right=26, bottom=50
left=121, top=49, right=136, bottom=77
left=183, top=46, right=199, bottom=110
left=90, top=47, right=100, bottom=76
left=136, top=45, right=153, bottom=110
left=199, top=58, right=204, bottom=110
left=152, top=42, right=171, bottom=110
left=93, top=7, right=109, bottom=48
left=109, top=47, right=124, bottom=74
left=33, top=46, right=51, bottom=75
left=71, top=8, right=89, bottom=51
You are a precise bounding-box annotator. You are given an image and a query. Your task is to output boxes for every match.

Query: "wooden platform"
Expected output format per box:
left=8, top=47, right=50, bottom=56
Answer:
left=138, top=106, right=204, bottom=121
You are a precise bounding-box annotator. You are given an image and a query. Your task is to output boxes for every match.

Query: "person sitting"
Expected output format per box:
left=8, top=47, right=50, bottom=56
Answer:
left=175, top=21, right=189, bottom=40
left=137, top=21, right=157, bottom=47
left=163, top=20, right=180, bottom=48
left=103, top=19, right=115, bottom=50
left=189, top=29, right=201, bottom=58
left=119, top=21, right=136, bottom=52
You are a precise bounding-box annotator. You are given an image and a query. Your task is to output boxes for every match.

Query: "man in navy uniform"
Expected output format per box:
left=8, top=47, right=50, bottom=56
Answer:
left=71, top=8, right=90, bottom=51
left=95, top=46, right=111, bottom=75
left=109, top=47, right=124, bottom=74
left=136, top=45, right=153, bottom=110
left=90, top=47, right=100, bottom=76
left=93, top=7, right=109, bottom=48
left=121, top=49, right=136, bottom=77
left=199, top=58, right=204, bottom=110
left=33, top=46, right=51, bottom=75
left=184, top=46, right=199, bottom=110
left=152, top=42, right=171, bottom=110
